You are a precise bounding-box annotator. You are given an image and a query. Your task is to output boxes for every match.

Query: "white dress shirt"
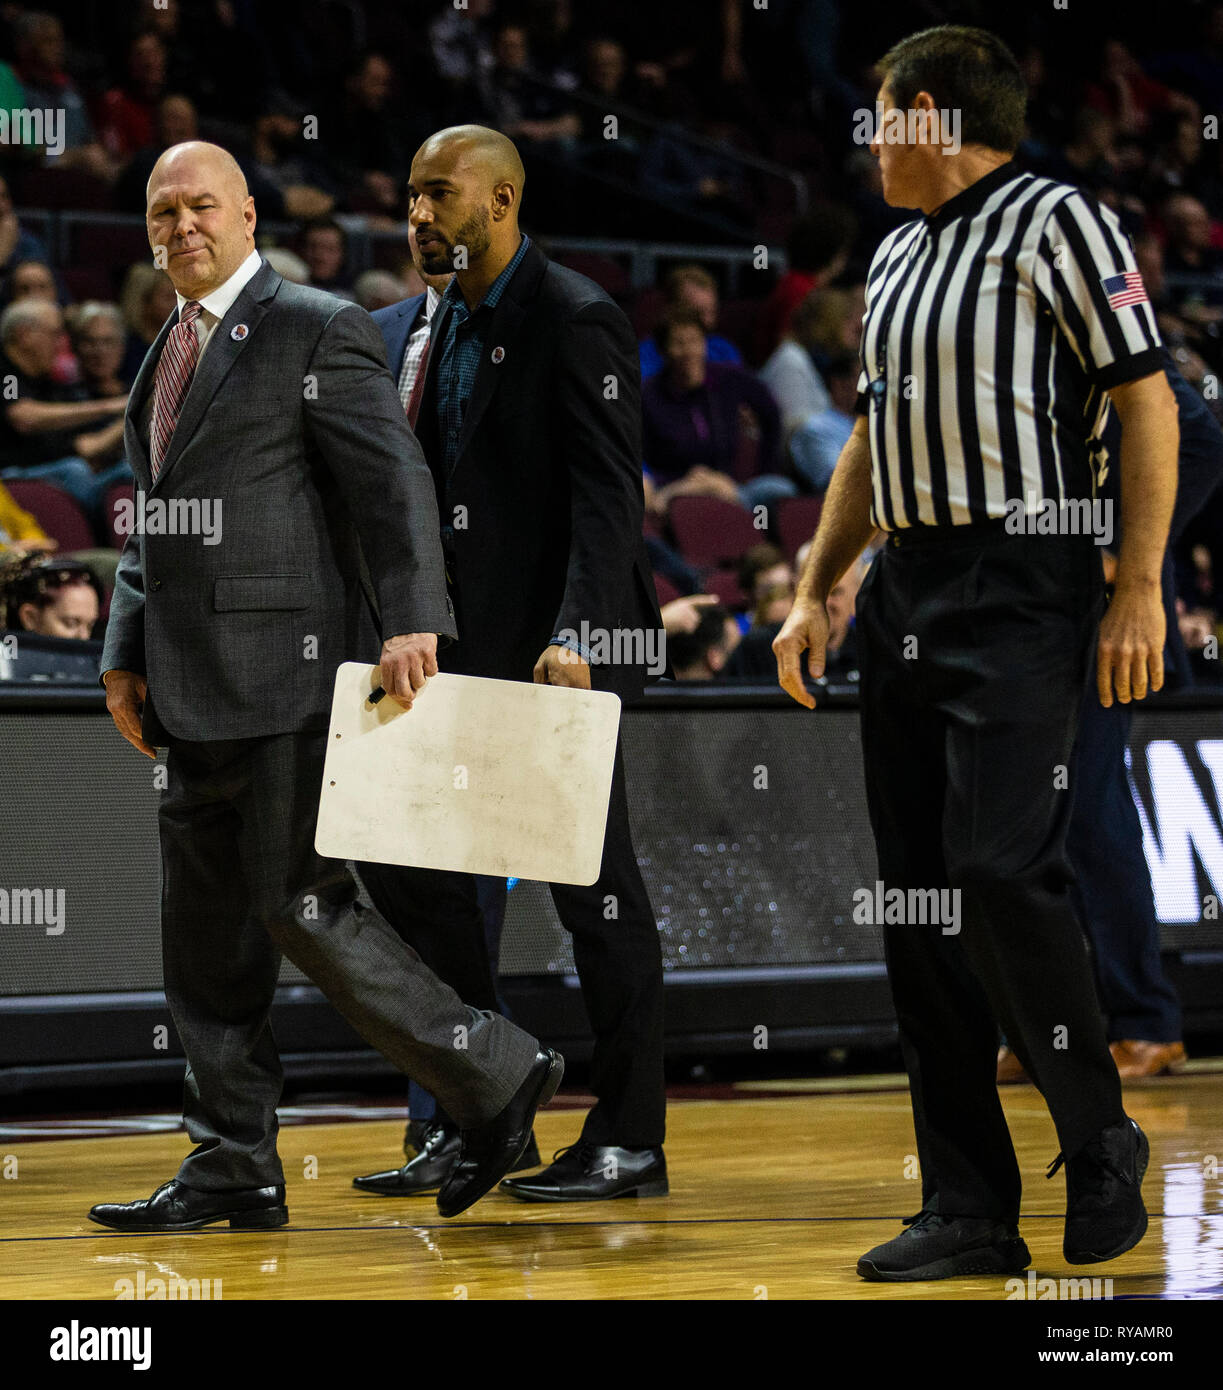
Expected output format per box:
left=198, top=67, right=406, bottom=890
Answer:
left=175, top=246, right=264, bottom=369
left=397, top=284, right=442, bottom=409
left=143, top=248, right=264, bottom=450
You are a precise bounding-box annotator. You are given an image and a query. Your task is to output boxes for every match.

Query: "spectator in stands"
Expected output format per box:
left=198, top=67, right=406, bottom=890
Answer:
left=115, top=93, right=201, bottom=212
left=12, top=11, right=111, bottom=176
left=1037, top=109, right=1124, bottom=194
left=822, top=553, right=863, bottom=678
left=759, top=288, right=837, bottom=435
left=3, top=258, right=77, bottom=383
left=643, top=304, right=792, bottom=519
left=788, top=351, right=858, bottom=493
left=118, top=263, right=177, bottom=383
left=355, top=269, right=409, bottom=313
left=1086, top=38, right=1197, bottom=140
left=580, top=34, right=630, bottom=103
left=738, top=542, right=794, bottom=627
left=475, top=21, right=580, bottom=149
left=756, top=205, right=855, bottom=362
left=262, top=247, right=310, bottom=285
left=2, top=257, right=57, bottom=307
left=0, top=300, right=129, bottom=519
left=0, top=481, right=55, bottom=555
left=248, top=103, right=338, bottom=220
left=95, top=30, right=168, bottom=162
left=298, top=217, right=357, bottom=300
left=523, top=0, right=582, bottom=89
left=668, top=604, right=740, bottom=680
left=429, top=0, right=497, bottom=90
left=1, top=554, right=100, bottom=639
left=0, top=175, right=50, bottom=281
left=69, top=303, right=132, bottom=397
left=1162, top=192, right=1223, bottom=279
left=320, top=52, right=411, bottom=215
left=639, top=264, right=743, bottom=380
left=638, top=117, right=751, bottom=228
left=728, top=545, right=864, bottom=682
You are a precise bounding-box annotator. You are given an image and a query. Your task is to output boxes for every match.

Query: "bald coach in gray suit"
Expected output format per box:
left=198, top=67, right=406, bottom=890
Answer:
left=88, top=142, right=562, bottom=1231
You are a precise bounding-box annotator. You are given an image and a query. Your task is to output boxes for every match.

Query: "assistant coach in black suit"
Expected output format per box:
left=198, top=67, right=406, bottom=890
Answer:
left=355, top=126, right=668, bottom=1203
left=89, top=141, right=561, bottom=1230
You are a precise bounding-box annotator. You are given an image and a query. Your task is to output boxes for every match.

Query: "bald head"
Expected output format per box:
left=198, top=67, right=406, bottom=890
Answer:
left=417, top=125, right=525, bottom=197
left=146, top=142, right=256, bottom=298
left=409, top=126, right=526, bottom=299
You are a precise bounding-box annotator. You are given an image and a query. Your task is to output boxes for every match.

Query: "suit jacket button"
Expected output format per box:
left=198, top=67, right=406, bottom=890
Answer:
left=150, top=578, right=162, bottom=591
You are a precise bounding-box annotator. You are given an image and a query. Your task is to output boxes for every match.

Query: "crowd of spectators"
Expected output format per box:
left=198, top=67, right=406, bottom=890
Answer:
left=1, top=2, right=1223, bottom=686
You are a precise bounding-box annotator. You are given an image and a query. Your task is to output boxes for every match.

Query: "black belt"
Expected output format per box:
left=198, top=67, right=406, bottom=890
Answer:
left=884, top=517, right=1014, bottom=550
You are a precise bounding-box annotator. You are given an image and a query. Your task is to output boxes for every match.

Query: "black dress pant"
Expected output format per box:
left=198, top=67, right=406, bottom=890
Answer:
left=360, top=739, right=666, bottom=1148
left=158, top=730, right=541, bottom=1190
left=856, top=525, right=1125, bottom=1221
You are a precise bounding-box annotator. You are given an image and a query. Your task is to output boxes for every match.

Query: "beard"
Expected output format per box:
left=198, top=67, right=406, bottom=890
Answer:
left=421, top=204, right=492, bottom=274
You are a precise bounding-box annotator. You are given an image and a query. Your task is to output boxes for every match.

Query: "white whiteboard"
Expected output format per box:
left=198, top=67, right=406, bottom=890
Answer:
left=315, top=664, right=622, bottom=886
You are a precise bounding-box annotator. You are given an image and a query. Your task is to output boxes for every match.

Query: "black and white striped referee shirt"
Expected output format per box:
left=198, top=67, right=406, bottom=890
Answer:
left=856, top=161, right=1163, bottom=530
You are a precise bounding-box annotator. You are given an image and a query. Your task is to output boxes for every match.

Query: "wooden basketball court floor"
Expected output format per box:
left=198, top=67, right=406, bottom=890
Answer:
left=4, top=1068, right=1221, bottom=1300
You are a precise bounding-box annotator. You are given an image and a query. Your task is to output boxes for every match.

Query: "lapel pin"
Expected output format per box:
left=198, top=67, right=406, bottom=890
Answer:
left=491, top=345, right=505, bottom=364
left=231, top=323, right=249, bottom=341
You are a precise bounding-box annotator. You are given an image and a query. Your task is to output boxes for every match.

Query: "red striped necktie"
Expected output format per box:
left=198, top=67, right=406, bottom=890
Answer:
left=150, top=300, right=203, bottom=481
left=405, top=331, right=431, bottom=431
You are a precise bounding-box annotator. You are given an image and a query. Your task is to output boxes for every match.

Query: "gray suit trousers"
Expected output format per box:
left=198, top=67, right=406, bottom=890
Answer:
left=159, top=728, right=540, bottom=1190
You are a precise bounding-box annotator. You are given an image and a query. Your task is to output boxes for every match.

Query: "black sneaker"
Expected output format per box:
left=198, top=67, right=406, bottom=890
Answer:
left=1048, top=1116, right=1149, bottom=1264
left=857, top=1210, right=1031, bottom=1281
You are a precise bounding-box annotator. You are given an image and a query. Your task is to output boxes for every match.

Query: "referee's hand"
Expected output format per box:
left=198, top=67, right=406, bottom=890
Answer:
left=1096, top=584, right=1165, bottom=707
left=773, top=598, right=827, bottom=710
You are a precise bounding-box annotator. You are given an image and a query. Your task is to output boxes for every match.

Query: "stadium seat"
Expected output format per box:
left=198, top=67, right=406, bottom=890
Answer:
left=669, top=495, right=760, bottom=567
left=553, top=251, right=631, bottom=299
left=2, top=480, right=96, bottom=552
left=719, top=298, right=764, bottom=362
left=61, top=267, right=113, bottom=303
left=776, top=495, right=824, bottom=560
left=631, top=285, right=667, bottom=340
left=705, top=566, right=748, bottom=611
left=103, top=481, right=135, bottom=550
left=651, top=571, right=681, bottom=608
left=14, top=168, right=114, bottom=212
left=66, top=220, right=155, bottom=292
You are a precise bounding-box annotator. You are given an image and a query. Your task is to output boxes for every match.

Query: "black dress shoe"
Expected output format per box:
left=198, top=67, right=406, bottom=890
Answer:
left=354, top=1123, right=541, bottom=1196
left=500, top=1139, right=668, bottom=1202
left=437, top=1048, right=564, bottom=1218
left=1049, top=1116, right=1149, bottom=1264
left=88, top=1179, right=288, bottom=1233
left=857, top=1210, right=1031, bottom=1281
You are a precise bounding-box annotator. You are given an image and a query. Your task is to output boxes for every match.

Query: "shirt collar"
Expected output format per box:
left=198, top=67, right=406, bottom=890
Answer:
left=442, top=233, right=531, bottom=317
left=923, top=161, right=1018, bottom=227
left=176, top=247, right=262, bottom=321
left=424, top=283, right=442, bottom=321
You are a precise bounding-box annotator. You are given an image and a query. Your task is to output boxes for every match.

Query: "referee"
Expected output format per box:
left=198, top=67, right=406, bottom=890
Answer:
left=775, top=26, right=1179, bottom=1281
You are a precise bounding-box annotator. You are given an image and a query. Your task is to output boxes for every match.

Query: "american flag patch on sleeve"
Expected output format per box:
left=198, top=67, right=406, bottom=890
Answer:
left=1100, top=271, right=1148, bottom=310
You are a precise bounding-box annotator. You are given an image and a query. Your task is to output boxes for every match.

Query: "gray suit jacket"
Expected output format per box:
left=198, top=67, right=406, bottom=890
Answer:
left=101, top=259, right=455, bottom=742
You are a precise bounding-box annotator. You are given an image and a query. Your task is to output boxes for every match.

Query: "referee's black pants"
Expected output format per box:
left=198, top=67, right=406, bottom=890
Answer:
left=856, top=524, right=1125, bottom=1221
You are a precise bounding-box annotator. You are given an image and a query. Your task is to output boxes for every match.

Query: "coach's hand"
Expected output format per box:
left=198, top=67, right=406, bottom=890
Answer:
left=1097, top=581, right=1165, bottom=707
left=534, top=644, right=591, bottom=689
left=773, top=598, right=827, bottom=710
left=103, top=669, right=156, bottom=759
left=381, top=632, right=438, bottom=710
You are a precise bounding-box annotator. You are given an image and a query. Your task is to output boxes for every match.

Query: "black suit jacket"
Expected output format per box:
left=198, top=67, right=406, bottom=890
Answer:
left=407, top=240, right=663, bottom=698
